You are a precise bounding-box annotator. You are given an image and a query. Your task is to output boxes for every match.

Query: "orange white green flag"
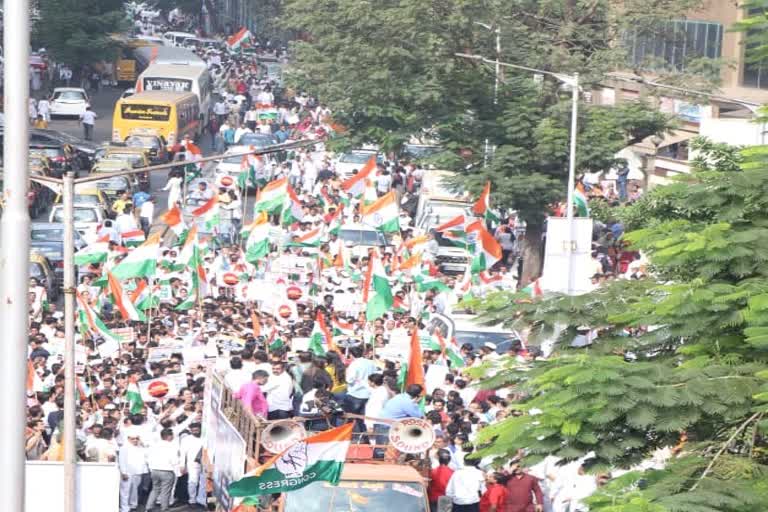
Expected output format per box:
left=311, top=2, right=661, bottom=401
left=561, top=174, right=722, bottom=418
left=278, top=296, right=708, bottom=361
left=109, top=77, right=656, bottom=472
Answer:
left=341, top=156, right=376, bottom=197
left=360, top=190, right=399, bottom=232
left=229, top=423, right=354, bottom=498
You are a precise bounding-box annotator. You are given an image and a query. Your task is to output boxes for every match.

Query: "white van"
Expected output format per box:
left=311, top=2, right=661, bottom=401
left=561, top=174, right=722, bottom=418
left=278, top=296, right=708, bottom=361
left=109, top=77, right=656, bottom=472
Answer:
left=162, top=31, right=197, bottom=47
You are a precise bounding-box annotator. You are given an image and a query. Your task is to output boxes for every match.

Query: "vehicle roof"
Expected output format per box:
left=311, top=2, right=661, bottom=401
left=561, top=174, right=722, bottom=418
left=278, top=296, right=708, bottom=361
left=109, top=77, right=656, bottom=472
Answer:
left=105, top=146, right=148, bottom=156
left=133, top=46, right=205, bottom=67
left=340, top=463, right=424, bottom=483
left=119, top=90, right=197, bottom=103
left=52, top=87, right=86, bottom=92
left=164, top=31, right=197, bottom=37
left=339, top=224, right=379, bottom=232
left=31, top=222, right=62, bottom=229
left=141, top=63, right=209, bottom=79
left=452, top=314, right=513, bottom=334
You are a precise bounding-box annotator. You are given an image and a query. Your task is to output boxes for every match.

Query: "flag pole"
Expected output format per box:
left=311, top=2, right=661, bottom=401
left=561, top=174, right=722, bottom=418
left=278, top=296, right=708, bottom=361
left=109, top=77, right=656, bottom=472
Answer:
left=146, top=277, right=153, bottom=341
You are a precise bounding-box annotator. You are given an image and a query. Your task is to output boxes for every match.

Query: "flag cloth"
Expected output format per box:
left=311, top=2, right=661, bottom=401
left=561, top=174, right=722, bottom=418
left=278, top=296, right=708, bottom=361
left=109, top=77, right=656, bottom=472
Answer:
left=107, top=273, right=146, bottom=322
left=405, top=329, right=425, bottom=391
left=427, top=330, right=465, bottom=368
left=226, top=27, right=251, bottom=51
left=574, top=182, right=589, bottom=217
left=126, top=376, right=143, bottom=414
left=309, top=311, right=336, bottom=356
left=403, top=235, right=429, bottom=255
left=466, top=221, right=502, bottom=273
left=245, top=212, right=271, bottom=263
left=283, top=185, right=305, bottom=225
left=121, top=229, right=146, bottom=247
left=254, top=177, right=288, bottom=214
left=522, top=278, right=543, bottom=298
left=130, top=279, right=159, bottom=310
left=161, top=206, right=187, bottom=237
left=365, top=251, right=393, bottom=321
left=76, top=292, right=124, bottom=343
left=434, top=214, right=466, bottom=234
left=472, top=181, right=500, bottom=224
left=111, top=232, right=162, bottom=280
left=229, top=423, right=354, bottom=498
left=327, top=207, right=343, bottom=236
left=288, top=227, right=325, bottom=248
left=192, top=195, right=220, bottom=231
left=74, top=235, right=110, bottom=266
left=175, top=227, right=205, bottom=310
left=360, top=190, right=399, bottom=232
left=340, top=156, right=376, bottom=197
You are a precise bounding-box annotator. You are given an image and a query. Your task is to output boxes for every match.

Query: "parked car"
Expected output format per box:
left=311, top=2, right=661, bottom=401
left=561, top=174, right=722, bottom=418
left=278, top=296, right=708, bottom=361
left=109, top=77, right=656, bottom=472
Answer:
left=29, top=252, right=58, bottom=301
left=30, top=222, right=87, bottom=285
left=31, top=129, right=98, bottom=169
left=334, top=149, right=382, bottom=179
left=49, top=203, right=107, bottom=243
left=29, top=143, right=75, bottom=177
left=49, top=87, right=90, bottom=118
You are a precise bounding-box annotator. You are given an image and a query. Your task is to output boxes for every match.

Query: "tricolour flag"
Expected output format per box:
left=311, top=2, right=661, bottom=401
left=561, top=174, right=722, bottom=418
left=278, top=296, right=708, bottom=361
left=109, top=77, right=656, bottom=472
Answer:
left=331, top=315, right=356, bottom=337
left=340, top=156, right=376, bottom=198
left=192, top=195, right=220, bottom=231
left=161, top=206, right=187, bottom=237
left=130, top=279, right=158, bottom=310
left=111, top=232, right=162, bottom=280
left=466, top=221, right=502, bottom=273
left=76, top=292, right=124, bottom=343
left=360, top=190, right=399, bottom=232
left=365, top=251, right=393, bottom=321
left=74, top=235, right=110, bottom=266
left=126, top=375, right=143, bottom=414
left=289, top=227, right=325, bottom=248
left=283, top=185, right=305, bottom=225
left=327, top=206, right=343, bottom=236
left=229, top=423, right=354, bottom=498
left=472, top=181, right=500, bottom=224
left=107, top=273, right=146, bottom=322
left=121, top=229, right=146, bottom=248
left=574, top=182, right=589, bottom=217
left=226, top=27, right=252, bottom=52
left=254, top=177, right=288, bottom=214
left=175, top=227, right=206, bottom=311
left=309, top=310, right=336, bottom=356
left=403, top=235, right=429, bottom=255
left=426, top=330, right=465, bottom=368
left=245, top=212, right=270, bottom=263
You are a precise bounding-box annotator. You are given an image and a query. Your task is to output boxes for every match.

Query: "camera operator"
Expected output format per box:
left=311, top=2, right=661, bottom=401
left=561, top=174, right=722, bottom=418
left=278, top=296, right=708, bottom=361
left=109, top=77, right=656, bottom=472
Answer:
left=299, top=380, right=343, bottom=432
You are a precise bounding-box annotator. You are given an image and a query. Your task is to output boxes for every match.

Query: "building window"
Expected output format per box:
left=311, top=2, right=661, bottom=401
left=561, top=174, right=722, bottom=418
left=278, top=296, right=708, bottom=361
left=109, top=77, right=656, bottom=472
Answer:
left=624, top=20, right=723, bottom=72
left=743, top=8, right=768, bottom=89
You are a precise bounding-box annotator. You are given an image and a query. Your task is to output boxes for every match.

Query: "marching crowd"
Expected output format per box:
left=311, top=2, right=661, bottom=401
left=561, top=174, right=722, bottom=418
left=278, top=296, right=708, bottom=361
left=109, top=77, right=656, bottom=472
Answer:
left=21, top=25, right=615, bottom=512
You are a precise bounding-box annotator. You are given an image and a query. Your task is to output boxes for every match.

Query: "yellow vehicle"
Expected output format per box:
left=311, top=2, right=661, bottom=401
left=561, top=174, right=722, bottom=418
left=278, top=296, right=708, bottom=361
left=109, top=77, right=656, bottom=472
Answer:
left=55, top=186, right=110, bottom=212
left=29, top=252, right=58, bottom=300
left=113, top=91, right=200, bottom=146
left=101, top=145, right=151, bottom=190
left=113, top=36, right=158, bottom=84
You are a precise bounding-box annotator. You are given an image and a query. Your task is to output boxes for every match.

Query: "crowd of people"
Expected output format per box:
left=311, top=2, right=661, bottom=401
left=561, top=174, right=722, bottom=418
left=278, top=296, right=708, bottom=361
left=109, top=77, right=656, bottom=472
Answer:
left=20, top=16, right=619, bottom=512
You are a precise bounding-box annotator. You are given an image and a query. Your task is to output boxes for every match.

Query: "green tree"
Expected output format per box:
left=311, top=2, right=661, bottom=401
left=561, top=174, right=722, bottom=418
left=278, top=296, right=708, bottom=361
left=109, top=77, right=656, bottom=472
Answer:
left=280, top=0, right=713, bottom=285
left=34, top=0, right=127, bottom=70
left=466, top=140, right=768, bottom=511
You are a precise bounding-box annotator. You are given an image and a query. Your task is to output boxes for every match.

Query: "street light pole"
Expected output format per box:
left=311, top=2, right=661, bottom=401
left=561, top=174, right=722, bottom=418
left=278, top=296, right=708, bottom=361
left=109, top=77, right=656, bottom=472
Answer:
left=475, top=22, right=501, bottom=168
left=62, top=172, right=77, bottom=512
left=0, top=1, right=30, bottom=511
left=565, top=73, right=579, bottom=295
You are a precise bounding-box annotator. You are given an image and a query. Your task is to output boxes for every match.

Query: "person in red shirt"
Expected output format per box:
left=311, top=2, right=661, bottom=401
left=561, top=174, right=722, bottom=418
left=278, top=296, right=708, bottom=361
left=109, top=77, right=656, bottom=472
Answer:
left=480, top=472, right=509, bottom=512
left=504, top=465, right=544, bottom=512
left=428, top=450, right=454, bottom=512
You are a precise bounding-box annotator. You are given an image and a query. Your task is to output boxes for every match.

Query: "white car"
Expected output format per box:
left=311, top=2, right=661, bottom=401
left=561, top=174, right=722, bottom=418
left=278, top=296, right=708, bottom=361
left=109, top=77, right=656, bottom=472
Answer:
left=215, top=146, right=248, bottom=179
left=337, top=224, right=390, bottom=259
left=334, top=149, right=382, bottom=179
left=49, top=88, right=89, bottom=118
left=49, top=203, right=106, bottom=244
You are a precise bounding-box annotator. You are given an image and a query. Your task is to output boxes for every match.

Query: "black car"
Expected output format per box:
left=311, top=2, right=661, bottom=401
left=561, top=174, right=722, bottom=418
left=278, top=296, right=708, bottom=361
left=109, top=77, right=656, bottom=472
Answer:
left=29, top=222, right=87, bottom=285
left=28, top=143, right=75, bottom=177
left=236, top=132, right=278, bottom=148
left=31, top=129, right=98, bottom=169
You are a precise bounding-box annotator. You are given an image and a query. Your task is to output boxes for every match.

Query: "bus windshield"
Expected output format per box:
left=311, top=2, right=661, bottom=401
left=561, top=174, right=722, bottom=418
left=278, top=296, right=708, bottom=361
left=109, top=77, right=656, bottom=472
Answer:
left=284, top=481, right=428, bottom=512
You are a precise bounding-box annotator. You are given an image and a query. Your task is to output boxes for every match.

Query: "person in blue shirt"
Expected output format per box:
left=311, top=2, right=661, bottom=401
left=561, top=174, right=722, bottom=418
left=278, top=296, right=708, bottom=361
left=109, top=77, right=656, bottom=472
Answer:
left=373, top=383, right=423, bottom=457
left=343, top=346, right=378, bottom=431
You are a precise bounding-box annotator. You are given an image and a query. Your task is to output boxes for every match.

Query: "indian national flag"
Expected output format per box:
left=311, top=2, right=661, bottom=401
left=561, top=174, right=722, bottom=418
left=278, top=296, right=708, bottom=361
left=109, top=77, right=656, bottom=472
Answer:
left=111, top=232, right=162, bottom=280
left=130, top=279, right=158, bottom=310
left=426, top=330, right=465, bottom=368
left=254, top=177, right=288, bottom=215
left=574, top=182, right=589, bottom=217
left=435, top=214, right=466, bottom=234
left=126, top=375, right=143, bottom=414
left=522, top=278, right=543, bottom=298
left=283, top=185, right=305, bottom=225
left=229, top=423, right=354, bottom=498
left=472, top=181, right=500, bottom=224
left=403, top=235, right=429, bottom=256
left=290, top=227, right=325, bottom=248
left=74, top=235, right=110, bottom=266
left=121, top=229, right=146, bottom=248
left=226, top=27, right=252, bottom=51
left=175, top=228, right=206, bottom=311
left=327, top=206, right=343, bottom=236
left=360, top=190, right=399, bottom=232
left=332, top=315, right=356, bottom=337
left=107, top=273, right=146, bottom=322
left=192, top=195, right=220, bottom=231
left=76, top=292, right=123, bottom=343
left=309, top=310, right=336, bottom=356
left=245, top=212, right=270, bottom=263
left=365, top=251, right=393, bottom=321
left=161, top=206, right=187, bottom=237
left=340, top=156, right=376, bottom=197
left=466, top=220, right=502, bottom=273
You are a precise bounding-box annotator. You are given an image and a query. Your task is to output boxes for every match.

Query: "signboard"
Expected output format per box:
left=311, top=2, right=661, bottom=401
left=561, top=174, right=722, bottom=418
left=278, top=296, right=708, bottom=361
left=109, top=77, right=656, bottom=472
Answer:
left=205, top=372, right=224, bottom=461
left=541, top=216, right=594, bottom=295
left=120, top=104, right=171, bottom=121
left=138, top=376, right=180, bottom=402
left=212, top=409, right=246, bottom=511
left=142, top=77, right=193, bottom=93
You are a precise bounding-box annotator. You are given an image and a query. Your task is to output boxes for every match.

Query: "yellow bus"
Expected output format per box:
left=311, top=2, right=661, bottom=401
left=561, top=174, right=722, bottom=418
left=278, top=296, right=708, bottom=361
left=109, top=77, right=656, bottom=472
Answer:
left=112, top=91, right=200, bottom=146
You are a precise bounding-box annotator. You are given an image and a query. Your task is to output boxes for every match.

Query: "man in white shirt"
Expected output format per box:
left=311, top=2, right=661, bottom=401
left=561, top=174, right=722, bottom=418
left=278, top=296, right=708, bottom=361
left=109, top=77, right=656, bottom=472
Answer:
left=180, top=423, right=206, bottom=507
left=79, top=106, right=97, bottom=141
left=146, top=428, right=179, bottom=511
left=139, top=196, right=154, bottom=236
left=37, top=97, right=51, bottom=122
left=224, top=357, right=252, bottom=391
left=118, top=433, right=147, bottom=512
left=115, top=206, right=139, bottom=237
left=445, top=458, right=486, bottom=511
left=262, top=361, right=295, bottom=419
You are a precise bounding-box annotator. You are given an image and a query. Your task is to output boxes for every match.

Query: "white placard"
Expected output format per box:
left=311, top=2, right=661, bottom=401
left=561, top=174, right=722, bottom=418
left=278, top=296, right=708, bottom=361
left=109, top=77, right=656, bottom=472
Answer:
left=26, top=461, right=119, bottom=512
left=541, top=216, right=594, bottom=295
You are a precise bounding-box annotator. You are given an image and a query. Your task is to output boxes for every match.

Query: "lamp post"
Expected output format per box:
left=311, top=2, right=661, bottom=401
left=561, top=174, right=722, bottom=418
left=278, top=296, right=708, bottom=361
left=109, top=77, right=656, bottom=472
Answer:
left=473, top=22, right=501, bottom=168
left=455, top=52, right=580, bottom=293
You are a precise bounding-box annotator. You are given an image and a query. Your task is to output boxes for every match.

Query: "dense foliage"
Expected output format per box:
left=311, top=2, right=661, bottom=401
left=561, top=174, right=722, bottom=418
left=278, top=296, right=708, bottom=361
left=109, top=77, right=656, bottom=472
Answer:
left=466, top=140, right=768, bottom=510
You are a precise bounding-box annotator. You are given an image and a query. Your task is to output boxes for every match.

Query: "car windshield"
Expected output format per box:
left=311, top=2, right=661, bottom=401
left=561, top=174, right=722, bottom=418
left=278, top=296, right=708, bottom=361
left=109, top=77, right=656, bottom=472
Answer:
left=53, top=91, right=85, bottom=101
left=31, top=228, right=63, bottom=242
left=340, top=152, right=376, bottom=164
left=29, top=263, right=44, bottom=278
left=72, top=194, right=100, bottom=204
left=104, top=153, right=143, bottom=166
left=126, top=136, right=160, bottom=149
left=404, top=145, right=442, bottom=158
left=338, top=229, right=386, bottom=246
left=284, top=481, right=428, bottom=512
left=96, top=177, right=130, bottom=190
left=30, top=148, right=62, bottom=158
left=237, top=133, right=274, bottom=147
left=52, top=208, right=98, bottom=223
left=455, top=330, right=516, bottom=352
left=221, top=153, right=244, bottom=164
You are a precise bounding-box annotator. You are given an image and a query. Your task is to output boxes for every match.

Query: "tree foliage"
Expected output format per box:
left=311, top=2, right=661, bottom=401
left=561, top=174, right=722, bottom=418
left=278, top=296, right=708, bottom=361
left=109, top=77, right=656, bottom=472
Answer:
left=34, top=0, right=128, bottom=69
left=466, top=141, right=768, bottom=511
